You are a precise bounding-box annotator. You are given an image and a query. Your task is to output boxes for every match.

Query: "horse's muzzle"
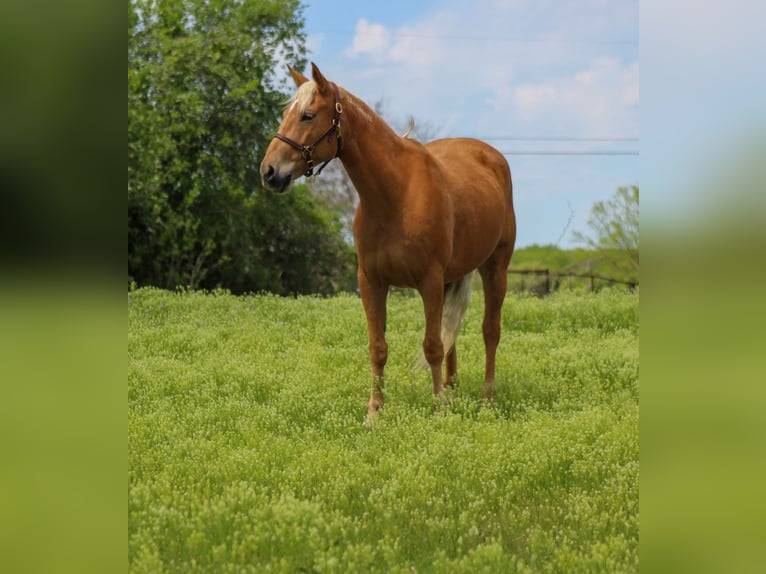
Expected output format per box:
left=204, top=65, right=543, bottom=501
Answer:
left=261, top=164, right=292, bottom=193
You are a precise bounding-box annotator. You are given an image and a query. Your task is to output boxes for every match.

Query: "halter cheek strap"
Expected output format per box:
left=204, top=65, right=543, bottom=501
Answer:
left=273, top=82, right=343, bottom=177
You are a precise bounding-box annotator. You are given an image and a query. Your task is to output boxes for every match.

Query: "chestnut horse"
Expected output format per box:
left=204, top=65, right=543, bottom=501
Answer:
left=261, top=63, right=516, bottom=421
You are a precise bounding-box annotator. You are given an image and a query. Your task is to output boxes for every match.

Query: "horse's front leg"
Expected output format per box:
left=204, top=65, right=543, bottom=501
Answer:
left=359, top=271, right=389, bottom=421
left=419, top=270, right=446, bottom=397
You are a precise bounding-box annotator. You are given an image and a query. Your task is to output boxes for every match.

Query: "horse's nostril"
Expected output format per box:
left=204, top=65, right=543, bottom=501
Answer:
left=262, top=164, right=279, bottom=185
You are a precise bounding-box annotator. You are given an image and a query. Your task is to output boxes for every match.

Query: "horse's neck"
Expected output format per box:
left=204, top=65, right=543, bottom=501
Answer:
left=339, top=91, right=409, bottom=213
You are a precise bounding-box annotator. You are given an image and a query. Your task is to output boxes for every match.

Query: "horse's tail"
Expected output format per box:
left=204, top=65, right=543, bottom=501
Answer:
left=414, top=273, right=473, bottom=369
left=440, top=274, right=473, bottom=355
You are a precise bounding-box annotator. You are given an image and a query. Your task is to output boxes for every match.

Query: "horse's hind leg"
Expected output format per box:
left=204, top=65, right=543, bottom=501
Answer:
left=442, top=275, right=473, bottom=388
left=445, top=346, right=457, bottom=388
left=478, top=248, right=512, bottom=399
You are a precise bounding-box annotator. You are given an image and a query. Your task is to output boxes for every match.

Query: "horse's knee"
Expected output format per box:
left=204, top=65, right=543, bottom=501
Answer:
left=369, top=339, right=388, bottom=368
left=422, top=336, right=444, bottom=366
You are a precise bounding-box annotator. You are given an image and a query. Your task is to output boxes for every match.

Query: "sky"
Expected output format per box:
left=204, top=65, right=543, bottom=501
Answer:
left=297, top=0, right=639, bottom=248
left=640, top=0, right=766, bottom=227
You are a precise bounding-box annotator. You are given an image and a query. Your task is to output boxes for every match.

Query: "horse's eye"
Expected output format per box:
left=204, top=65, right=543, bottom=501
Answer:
left=300, top=112, right=316, bottom=122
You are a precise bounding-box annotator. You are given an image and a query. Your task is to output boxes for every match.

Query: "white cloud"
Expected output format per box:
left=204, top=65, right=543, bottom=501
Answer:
left=509, top=58, right=639, bottom=136
left=512, top=84, right=556, bottom=119
left=345, top=18, right=392, bottom=58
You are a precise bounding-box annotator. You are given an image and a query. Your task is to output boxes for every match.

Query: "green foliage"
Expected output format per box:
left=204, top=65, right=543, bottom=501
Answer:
left=510, top=244, right=594, bottom=270
left=249, top=185, right=357, bottom=295
left=128, top=0, right=355, bottom=294
left=572, top=186, right=639, bottom=280
left=129, top=288, right=639, bottom=572
left=507, top=245, right=637, bottom=293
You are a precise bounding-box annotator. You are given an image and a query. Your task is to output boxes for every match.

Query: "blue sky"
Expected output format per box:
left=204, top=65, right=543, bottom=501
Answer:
left=297, top=0, right=639, bottom=248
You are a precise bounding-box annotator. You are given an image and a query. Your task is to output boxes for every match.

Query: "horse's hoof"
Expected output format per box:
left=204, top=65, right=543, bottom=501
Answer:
left=364, top=402, right=382, bottom=427
left=364, top=411, right=379, bottom=428
left=432, top=392, right=450, bottom=414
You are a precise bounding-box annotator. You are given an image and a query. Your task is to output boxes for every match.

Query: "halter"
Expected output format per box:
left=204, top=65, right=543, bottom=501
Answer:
left=273, top=82, right=343, bottom=177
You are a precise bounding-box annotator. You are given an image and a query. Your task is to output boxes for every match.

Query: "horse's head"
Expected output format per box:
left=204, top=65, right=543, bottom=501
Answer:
left=260, top=63, right=343, bottom=193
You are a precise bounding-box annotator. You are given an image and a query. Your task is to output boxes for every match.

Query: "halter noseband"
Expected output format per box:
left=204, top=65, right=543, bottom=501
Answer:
left=273, top=82, right=343, bottom=177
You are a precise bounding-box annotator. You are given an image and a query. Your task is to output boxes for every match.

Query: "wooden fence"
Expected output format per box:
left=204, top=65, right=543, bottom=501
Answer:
left=508, top=268, right=638, bottom=294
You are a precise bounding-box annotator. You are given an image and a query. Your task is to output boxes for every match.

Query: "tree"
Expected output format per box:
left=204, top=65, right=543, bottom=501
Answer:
left=573, top=185, right=639, bottom=278
left=247, top=184, right=357, bottom=295
left=128, top=0, right=355, bottom=294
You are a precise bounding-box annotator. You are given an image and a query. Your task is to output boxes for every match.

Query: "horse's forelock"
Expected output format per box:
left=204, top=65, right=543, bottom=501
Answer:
left=286, top=81, right=317, bottom=114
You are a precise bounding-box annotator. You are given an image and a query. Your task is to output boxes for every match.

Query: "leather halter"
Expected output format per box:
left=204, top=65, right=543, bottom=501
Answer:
left=273, top=82, right=343, bottom=177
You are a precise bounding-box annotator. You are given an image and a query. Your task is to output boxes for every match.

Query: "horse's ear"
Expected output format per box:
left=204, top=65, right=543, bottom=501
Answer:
left=311, top=62, right=329, bottom=94
left=287, top=64, right=309, bottom=87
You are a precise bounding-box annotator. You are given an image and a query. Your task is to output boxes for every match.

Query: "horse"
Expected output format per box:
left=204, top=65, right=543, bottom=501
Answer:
left=261, top=63, right=516, bottom=421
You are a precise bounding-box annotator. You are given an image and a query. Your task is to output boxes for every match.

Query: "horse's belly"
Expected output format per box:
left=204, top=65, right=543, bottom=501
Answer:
left=358, top=243, right=423, bottom=288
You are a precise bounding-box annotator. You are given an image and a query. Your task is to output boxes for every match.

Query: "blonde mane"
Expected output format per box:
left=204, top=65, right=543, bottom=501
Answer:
left=286, top=81, right=317, bottom=114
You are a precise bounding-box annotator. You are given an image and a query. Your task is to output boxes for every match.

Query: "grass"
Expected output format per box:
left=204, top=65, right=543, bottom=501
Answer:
left=128, top=287, right=638, bottom=573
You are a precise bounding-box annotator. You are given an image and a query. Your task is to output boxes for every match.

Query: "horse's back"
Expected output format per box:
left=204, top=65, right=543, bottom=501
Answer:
left=425, top=138, right=512, bottom=199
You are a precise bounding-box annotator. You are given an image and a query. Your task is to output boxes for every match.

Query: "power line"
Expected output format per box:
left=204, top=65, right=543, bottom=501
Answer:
left=482, top=136, right=639, bottom=142
left=501, top=150, right=639, bottom=156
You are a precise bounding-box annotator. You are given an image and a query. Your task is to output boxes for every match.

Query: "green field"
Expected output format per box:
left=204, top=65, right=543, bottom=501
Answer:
left=128, top=287, right=639, bottom=572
